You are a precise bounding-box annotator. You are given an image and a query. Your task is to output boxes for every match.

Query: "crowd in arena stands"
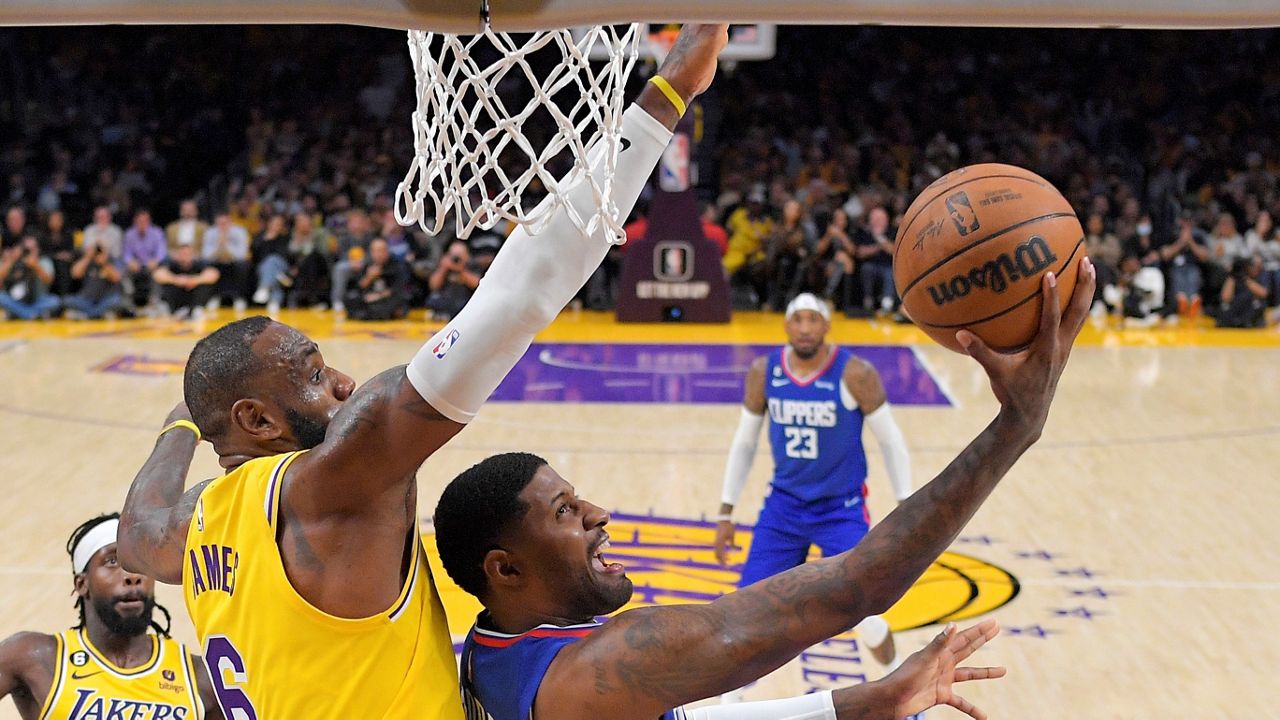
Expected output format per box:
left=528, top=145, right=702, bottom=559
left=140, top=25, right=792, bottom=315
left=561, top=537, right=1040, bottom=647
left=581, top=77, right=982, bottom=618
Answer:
left=4, top=26, right=1280, bottom=328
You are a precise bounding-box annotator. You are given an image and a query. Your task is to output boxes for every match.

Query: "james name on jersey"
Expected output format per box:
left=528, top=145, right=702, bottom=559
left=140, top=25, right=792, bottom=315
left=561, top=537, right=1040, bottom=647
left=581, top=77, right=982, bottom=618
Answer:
left=766, top=397, right=838, bottom=428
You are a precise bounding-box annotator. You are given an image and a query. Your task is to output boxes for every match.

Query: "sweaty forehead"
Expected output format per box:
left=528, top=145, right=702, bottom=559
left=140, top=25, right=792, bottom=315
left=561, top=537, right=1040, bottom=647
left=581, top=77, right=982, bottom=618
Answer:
left=252, top=323, right=318, bottom=370
left=519, top=465, right=573, bottom=507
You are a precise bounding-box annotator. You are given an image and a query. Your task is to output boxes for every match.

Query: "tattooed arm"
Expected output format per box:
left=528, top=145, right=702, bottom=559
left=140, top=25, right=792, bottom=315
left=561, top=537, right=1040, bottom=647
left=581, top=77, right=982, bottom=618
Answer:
left=537, top=260, right=1095, bottom=719
left=118, top=402, right=211, bottom=582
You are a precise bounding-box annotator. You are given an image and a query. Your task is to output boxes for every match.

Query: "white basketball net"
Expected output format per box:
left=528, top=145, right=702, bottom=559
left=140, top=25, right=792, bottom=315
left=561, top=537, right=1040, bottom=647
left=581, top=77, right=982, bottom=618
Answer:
left=396, top=24, right=642, bottom=243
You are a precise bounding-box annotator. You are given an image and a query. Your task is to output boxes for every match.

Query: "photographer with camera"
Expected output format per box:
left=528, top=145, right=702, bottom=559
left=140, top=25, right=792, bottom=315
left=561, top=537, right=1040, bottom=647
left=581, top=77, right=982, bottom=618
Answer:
left=63, top=239, right=125, bottom=319
left=0, top=235, right=61, bottom=320
left=425, top=239, right=481, bottom=321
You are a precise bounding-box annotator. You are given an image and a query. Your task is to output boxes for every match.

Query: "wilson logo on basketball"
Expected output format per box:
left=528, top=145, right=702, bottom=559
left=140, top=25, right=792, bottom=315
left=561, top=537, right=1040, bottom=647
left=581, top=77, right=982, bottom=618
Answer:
left=926, top=235, right=1058, bottom=307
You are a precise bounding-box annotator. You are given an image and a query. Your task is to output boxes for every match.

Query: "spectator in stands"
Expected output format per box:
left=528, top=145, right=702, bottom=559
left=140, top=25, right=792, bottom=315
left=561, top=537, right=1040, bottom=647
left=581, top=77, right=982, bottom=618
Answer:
left=122, top=209, right=167, bottom=312
left=426, top=240, right=480, bottom=321
left=1102, top=254, right=1166, bottom=328
left=251, top=213, right=291, bottom=314
left=1217, top=256, right=1269, bottom=328
left=282, top=211, right=333, bottom=308
left=1206, top=212, right=1246, bottom=298
left=855, top=206, right=897, bottom=315
left=2, top=207, right=28, bottom=250
left=0, top=236, right=61, bottom=320
left=201, top=212, right=252, bottom=312
left=64, top=242, right=124, bottom=320
left=701, top=204, right=729, bottom=257
left=166, top=199, right=208, bottom=253
left=814, top=208, right=857, bottom=312
left=764, top=200, right=814, bottom=311
left=1085, top=210, right=1126, bottom=304
left=1161, top=212, right=1210, bottom=321
left=40, top=210, right=77, bottom=297
left=1245, top=210, right=1280, bottom=301
left=1123, top=214, right=1163, bottom=269
left=330, top=209, right=376, bottom=313
left=83, top=207, right=124, bottom=260
left=346, top=238, right=410, bottom=321
left=723, top=187, right=773, bottom=308
left=153, top=244, right=220, bottom=320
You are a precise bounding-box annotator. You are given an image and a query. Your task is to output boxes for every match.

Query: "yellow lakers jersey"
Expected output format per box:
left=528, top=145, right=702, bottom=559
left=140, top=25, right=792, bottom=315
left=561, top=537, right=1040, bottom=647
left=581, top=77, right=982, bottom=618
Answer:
left=39, top=628, right=203, bottom=720
left=182, top=451, right=463, bottom=720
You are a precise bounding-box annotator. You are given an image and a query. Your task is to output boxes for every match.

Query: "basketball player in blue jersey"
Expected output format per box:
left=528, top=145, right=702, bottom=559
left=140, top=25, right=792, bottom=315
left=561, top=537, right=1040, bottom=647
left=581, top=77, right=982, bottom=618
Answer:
left=433, top=257, right=1096, bottom=720
left=0, top=513, right=220, bottom=720
left=713, top=292, right=914, bottom=679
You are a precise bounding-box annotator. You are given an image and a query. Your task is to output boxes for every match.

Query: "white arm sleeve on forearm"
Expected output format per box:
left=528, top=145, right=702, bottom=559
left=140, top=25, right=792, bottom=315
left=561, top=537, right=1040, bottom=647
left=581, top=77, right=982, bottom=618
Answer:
left=865, top=404, right=912, bottom=502
left=721, top=408, right=766, bottom=508
left=406, top=105, right=673, bottom=423
left=678, top=691, right=836, bottom=720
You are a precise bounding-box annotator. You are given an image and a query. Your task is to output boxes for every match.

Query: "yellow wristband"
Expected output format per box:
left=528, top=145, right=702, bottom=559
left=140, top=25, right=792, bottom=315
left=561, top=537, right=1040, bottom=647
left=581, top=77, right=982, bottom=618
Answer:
left=160, top=419, right=201, bottom=443
left=648, top=75, right=687, bottom=117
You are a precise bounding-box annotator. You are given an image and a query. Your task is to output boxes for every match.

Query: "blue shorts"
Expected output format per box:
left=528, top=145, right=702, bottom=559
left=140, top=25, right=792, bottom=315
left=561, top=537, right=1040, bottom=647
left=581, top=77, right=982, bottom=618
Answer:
left=737, top=487, right=870, bottom=589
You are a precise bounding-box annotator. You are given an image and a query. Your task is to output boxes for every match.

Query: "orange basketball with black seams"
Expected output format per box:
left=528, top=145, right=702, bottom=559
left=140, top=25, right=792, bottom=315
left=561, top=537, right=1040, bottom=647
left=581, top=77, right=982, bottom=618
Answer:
left=894, top=163, right=1086, bottom=353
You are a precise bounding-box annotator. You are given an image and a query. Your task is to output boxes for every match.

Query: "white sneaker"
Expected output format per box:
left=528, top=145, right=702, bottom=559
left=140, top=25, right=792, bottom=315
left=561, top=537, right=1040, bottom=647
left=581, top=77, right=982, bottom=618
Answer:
left=192, top=307, right=206, bottom=322
left=266, top=300, right=281, bottom=316
left=174, top=307, right=191, bottom=320
left=233, top=298, right=247, bottom=313
left=205, top=298, right=221, bottom=312
left=253, top=287, right=270, bottom=304
left=332, top=301, right=345, bottom=314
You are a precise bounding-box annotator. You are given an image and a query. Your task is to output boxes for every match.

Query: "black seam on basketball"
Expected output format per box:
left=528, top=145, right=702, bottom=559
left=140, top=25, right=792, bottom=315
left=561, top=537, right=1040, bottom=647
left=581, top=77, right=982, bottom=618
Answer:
left=911, top=237, right=1084, bottom=330
left=897, top=173, right=1051, bottom=246
left=899, top=212, right=1078, bottom=299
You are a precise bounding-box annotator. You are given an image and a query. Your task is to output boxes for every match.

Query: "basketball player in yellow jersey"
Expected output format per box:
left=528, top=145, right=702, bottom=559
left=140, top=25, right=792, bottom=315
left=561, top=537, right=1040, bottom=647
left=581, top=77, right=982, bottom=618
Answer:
left=116, top=24, right=730, bottom=720
left=0, top=514, right=220, bottom=720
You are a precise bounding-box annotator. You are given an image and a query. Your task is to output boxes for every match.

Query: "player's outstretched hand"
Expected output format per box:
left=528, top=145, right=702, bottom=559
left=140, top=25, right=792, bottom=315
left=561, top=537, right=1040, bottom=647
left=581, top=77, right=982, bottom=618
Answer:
left=956, top=257, right=1095, bottom=435
left=712, top=520, right=736, bottom=566
left=882, top=620, right=1006, bottom=720
left=655, top=24, right=729, bottom=105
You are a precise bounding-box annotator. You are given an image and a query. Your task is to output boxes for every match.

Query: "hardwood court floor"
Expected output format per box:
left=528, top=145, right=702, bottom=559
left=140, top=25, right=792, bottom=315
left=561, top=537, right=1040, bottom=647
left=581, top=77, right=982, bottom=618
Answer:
left=1, top=310, right=1277, bottom=719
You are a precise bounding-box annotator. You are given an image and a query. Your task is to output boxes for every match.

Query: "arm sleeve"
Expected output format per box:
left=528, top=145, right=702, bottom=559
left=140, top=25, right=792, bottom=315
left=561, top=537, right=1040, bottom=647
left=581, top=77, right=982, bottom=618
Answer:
left=407, top=104, right=673, bottom=423
left=679, top=691, right=835, bottom=720
left=720, top=408, right=766, bottom=508
left=865, top=403, right=913, bottom=502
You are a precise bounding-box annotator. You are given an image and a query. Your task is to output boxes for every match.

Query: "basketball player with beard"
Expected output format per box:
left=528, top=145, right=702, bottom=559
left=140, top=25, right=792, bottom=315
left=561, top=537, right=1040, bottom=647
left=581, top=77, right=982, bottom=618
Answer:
left=713, top=293, right=914, bottom=689
left=0, top=513, right=220, bottom=719
left=430, top=256, right=1096, bottom=720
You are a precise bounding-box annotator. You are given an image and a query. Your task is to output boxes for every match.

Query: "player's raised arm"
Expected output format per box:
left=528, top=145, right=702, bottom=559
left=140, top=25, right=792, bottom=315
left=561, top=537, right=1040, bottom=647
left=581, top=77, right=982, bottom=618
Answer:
left=118, top=402, right=210, bottom=581
left=538, top=260, right=1095, bottom=719
left=286, top=24, right=729, bottom=507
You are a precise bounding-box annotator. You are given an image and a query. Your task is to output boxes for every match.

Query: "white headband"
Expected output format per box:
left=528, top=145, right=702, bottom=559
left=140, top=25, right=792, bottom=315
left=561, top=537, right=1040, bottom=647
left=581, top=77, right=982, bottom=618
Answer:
left=785, top=293, right=831, bottom=321
left=72, top=519, right=119, bottom=574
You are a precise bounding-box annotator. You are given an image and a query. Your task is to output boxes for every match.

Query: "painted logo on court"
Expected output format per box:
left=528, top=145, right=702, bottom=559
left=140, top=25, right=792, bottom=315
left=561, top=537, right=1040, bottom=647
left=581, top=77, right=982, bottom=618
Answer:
left=945, top=191, right=981, bottom=236
left=425, top=511, right=1020, bottom=645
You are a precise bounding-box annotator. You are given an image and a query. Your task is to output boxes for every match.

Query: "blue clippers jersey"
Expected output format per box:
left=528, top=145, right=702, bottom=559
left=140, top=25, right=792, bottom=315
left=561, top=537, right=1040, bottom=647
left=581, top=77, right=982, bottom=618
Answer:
left=460, top=614, right=685, bottom=720
left=765, top=347, right=868, bottom=502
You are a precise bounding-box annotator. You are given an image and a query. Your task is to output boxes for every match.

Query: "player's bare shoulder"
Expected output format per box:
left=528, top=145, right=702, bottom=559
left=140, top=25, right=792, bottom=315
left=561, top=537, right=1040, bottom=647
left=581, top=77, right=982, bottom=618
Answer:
left=742, top=355, right=770, bottom=413
left=0, top=631, right=57, bottom=703
left=842, top=354, right=887, bottom=410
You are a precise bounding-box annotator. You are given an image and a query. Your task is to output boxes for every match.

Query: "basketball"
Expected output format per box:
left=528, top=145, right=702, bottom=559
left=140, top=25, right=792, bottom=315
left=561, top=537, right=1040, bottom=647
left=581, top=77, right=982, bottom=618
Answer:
left=893, top=163, right=1086, bottom=353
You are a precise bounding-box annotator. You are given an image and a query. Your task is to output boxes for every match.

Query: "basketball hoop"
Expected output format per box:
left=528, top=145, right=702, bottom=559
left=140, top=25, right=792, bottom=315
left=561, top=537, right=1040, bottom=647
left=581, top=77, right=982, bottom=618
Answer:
left=395, top=22, right=642, bottom=243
